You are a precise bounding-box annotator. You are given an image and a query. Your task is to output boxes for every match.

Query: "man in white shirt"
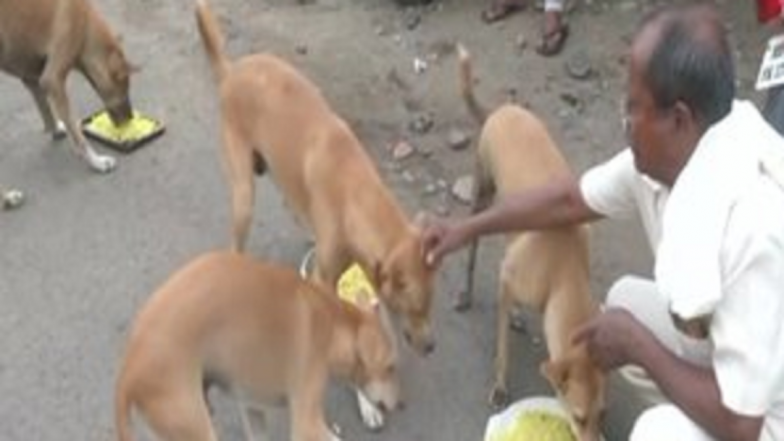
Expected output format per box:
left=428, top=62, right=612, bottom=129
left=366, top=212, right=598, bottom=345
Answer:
left=423, top=4, right=784, bottom=440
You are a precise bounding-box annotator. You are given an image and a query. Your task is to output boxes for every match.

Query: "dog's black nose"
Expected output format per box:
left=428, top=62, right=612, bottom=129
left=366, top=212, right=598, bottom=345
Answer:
left=423, top=340, right=435, bottom=355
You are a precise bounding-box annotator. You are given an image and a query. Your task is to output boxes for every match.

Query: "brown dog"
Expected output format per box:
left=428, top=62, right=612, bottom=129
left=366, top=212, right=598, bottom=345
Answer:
left=0, top=0, right=135, bottom=173
left=195, top=2, right=436, bottom=357
left=456, top=45, right=606, bottom=441
left=115, top=251, right=400, bottom=441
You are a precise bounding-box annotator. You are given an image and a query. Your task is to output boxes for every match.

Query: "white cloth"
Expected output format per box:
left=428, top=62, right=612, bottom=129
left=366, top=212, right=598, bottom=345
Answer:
left=711, top=168, right=784, bottom=441
left=656, top=100, right=784, bottom=320
left=580, top=149, right=668, bottom=254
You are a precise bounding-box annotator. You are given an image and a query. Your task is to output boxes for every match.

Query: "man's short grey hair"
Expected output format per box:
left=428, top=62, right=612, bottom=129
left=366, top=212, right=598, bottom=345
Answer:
left=638, top=3, right=735, bottom=128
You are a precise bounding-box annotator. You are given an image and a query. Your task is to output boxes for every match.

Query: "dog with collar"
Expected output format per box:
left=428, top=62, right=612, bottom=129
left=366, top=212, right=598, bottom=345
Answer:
left=115, top=252, right=400, bottom=441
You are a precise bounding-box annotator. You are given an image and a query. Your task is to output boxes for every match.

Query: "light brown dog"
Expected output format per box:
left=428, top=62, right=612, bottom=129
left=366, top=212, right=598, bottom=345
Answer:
left=0, top=0, right=135, bottom=173
left=195, top=2, right=436, bottom=358
left=115, top=251, right=400, bottom=441
left=456, top=45, right=606, bottom=441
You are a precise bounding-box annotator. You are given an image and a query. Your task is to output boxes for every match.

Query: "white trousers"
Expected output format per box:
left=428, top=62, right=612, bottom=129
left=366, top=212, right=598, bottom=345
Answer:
left=606, top=276, right=715, bottom=441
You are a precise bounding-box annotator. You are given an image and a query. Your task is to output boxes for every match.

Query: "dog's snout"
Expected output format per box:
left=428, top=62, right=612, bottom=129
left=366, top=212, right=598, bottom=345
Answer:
left=109, top=100, right=133, bottom=125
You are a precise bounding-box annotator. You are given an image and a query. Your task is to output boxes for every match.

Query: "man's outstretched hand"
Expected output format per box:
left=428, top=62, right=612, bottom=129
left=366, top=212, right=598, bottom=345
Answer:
left=421, top=218, right=471, bottom=267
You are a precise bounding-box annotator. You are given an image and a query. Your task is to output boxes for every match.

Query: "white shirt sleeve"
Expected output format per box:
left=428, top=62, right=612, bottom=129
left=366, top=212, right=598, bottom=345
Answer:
left=579, top=149, right=638, bottom=219
left=712, top=177, right=784, bottom=416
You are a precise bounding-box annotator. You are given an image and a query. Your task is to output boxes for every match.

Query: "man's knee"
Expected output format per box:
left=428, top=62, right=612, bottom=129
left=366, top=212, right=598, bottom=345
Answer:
left=606, top=275, right=654, bottom=309
left=631, top=405, right=714, bottom=441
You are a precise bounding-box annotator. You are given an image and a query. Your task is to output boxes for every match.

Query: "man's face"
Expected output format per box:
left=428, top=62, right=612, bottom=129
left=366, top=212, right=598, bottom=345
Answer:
left=624, top=54, right=676, bottom=185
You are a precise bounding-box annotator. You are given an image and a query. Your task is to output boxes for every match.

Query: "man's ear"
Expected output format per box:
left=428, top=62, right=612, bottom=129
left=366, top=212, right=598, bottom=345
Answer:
left=540, top=358, right=569, bottom=392
left=673, top=101, right=696, bottom=131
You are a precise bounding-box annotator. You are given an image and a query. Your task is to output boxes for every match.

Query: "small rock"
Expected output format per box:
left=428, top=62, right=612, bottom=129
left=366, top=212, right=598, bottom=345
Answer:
left=435, top=204, right=450, bottom=216
left=424, top=183, right=439, bottom=195
left=419, top=146, right=434, bottom=158
left=402, top=170, right=416, bottom=183
left=408, top=112, right=434, bottom=134
left=515, top=34, right=528, bottom=52
left=565, top=52, right=593, bottom=80
left=404, top=12, right=422, bottom=30
left=446, top=128, right=471, bottom=151
left=295, top=44, right=308, bottom=55
left=386, top=161, right=403, bottom=173
left=451, top=175, right=475, bottom=204
left=617, top=0, right=637, bottom=12
left=2, top=189, right=24, bottom=210
left=437, top=179, right=448, bottom=190
left=391, top=140, right=416, bottom=160
left=413, top=57, right=428, bottom=74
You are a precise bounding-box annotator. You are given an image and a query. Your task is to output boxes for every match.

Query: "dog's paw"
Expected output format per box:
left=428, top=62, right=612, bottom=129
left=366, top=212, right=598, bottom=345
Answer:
left=86, top=151, right=118, bottom=174
left=451, top=289, right=472, bottom=312
left=488, top=385, right=510, bottom=409
left=51, top=121, right=67, bottom=140
left=357, top=390, right=384, bottom=431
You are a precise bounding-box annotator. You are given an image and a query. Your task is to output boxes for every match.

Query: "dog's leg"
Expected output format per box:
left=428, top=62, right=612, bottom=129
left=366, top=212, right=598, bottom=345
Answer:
left=232, top=389, right=269, bottom=441
left=489, top=277, right=513, bottom=408
left=455, top=155, right=495, bottom=311
left=356, top=388, right=384, bottom=431
left=39, top=63, right=116, bottom=173
left=22, top=79, right=66, bottom=139
left=310, top=238, right=349, bottom=291
left=141, top=385, right=220, bottom=441
left=221, top=126, right=256, bottom=253
left=290, top=374, right=340, bottom=441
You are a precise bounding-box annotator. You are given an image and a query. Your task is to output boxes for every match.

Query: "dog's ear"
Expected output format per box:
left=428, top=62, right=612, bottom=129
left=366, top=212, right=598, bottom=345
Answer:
left=541, top=359, right=570, bottom=392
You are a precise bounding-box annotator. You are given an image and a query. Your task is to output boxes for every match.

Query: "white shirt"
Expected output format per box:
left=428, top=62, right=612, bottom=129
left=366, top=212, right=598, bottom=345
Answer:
left=580, top=145, right=784, bottom=441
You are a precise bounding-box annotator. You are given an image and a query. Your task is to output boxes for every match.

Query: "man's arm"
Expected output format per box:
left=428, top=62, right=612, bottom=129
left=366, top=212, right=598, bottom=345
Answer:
left=423, top=176, right=602, bottom=265
left=462, top=175, right=602, bottom=238
left=632, top=327, right=764, bottom=441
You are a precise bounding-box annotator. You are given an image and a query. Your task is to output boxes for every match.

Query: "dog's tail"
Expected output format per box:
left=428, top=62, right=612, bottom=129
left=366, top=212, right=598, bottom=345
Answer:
left=196, top=0, right=230, bottom=82
left=456, top=44, right=489, bottom=125
left=114, top=374, right=135, bottom=441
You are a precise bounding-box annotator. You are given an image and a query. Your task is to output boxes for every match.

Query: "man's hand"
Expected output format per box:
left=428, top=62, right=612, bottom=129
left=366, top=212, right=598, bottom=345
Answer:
left=572, top=309, right=649, bottom=371
left=421, top=218, right=471, bottom=267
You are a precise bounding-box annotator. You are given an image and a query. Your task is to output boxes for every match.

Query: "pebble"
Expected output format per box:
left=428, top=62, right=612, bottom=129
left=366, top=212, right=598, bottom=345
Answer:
left=565, top=52, right=593, bottom=80
left=2, top=189, right=24, bottom=210
left=409, top=112, right=434, bottom=134
left=391, top=140, right=416, bottom=160
left=451, top=175, right=475, bottom=204
left=446, top=128, right=471, bottom=151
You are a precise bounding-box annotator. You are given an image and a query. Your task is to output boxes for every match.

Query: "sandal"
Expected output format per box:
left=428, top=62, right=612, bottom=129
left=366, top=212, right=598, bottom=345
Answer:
left=481, top=0, right=527, bottom=23
left=536, top=23, right=569, bottom=57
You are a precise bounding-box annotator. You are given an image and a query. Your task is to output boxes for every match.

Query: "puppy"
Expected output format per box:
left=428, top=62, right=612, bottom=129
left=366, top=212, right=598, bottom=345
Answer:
left=195, top=2, right=436, bottom=358
left=115, top=252, right=400, bottom=441
left=455, top=45, right=606, bottom=441
left=0, top=0, right=135, bottom=173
